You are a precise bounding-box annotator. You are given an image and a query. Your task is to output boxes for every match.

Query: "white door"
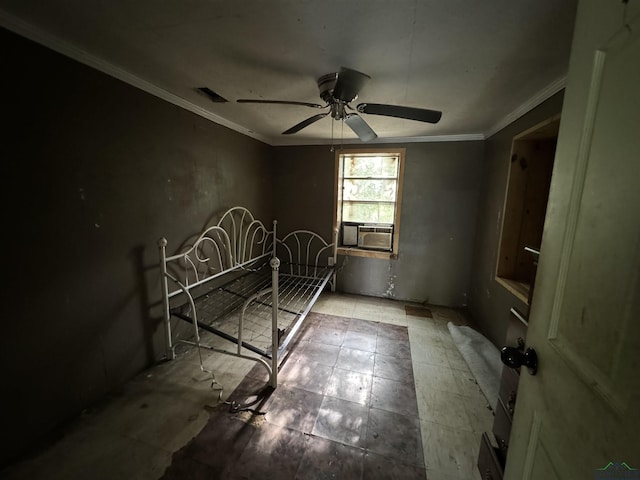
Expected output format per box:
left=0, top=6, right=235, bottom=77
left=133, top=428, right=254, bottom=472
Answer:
left=505, top=1, right=640, bottom=479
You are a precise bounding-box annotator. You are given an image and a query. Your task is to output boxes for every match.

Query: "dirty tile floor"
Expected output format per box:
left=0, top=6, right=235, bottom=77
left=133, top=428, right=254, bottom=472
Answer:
left=2, top=293, right=491, bottom=480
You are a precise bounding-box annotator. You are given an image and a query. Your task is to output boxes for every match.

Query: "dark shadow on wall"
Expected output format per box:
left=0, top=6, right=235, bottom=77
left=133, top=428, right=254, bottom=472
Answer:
left=132, top=245, right=160, bottom=366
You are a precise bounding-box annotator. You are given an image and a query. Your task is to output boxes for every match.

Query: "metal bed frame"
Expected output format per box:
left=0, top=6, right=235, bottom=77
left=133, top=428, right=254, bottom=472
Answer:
left=158, top=207, right=337, bottom=389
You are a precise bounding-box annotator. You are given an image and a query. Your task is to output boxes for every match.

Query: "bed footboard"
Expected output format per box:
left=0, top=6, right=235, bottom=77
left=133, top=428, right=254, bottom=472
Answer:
left=274, top=229, right=338, bottom=356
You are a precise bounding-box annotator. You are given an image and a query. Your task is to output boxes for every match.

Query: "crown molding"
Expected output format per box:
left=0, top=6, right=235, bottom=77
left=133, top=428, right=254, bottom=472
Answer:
left=484, top=76, right=566, bottom=139
left=0, top=10, right=271, bottom=145
left=270, top=133, right=485, bottom=147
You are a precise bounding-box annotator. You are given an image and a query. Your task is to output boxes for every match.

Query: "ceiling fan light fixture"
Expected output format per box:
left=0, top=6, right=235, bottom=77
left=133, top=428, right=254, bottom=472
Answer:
left=330, top=102, right=347, bottom=120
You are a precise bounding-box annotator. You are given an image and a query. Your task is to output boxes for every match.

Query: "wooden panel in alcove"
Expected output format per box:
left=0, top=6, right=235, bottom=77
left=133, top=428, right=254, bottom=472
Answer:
left=497, top=140, right=534, bottom=279
left=514, top=138, right=556, bottom=281
left=496, top=115, right=560, bottom=294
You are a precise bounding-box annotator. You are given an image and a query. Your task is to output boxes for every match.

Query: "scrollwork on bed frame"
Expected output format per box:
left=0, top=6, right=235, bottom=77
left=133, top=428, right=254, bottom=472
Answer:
left=277, top=230, right=337, bottom=279
left=164, top=207, right=274, bottom=291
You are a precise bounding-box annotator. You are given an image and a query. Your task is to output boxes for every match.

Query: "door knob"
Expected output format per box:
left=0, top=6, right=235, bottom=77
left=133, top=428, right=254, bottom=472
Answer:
left=501, top=346, right=538, bottom=375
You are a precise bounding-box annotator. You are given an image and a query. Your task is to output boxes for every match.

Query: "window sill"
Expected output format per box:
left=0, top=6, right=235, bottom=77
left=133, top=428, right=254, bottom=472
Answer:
left=337, top=247, right=398, bottom=260
left=496, top=276, right=530, bottom=305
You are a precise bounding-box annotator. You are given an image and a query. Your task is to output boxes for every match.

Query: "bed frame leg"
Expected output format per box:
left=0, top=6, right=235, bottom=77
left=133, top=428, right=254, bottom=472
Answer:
left=331, top=228, right=338, bottom=293
left=270, top=256, right=280, bottom=389
left=158, top=238, right=174, bottom=360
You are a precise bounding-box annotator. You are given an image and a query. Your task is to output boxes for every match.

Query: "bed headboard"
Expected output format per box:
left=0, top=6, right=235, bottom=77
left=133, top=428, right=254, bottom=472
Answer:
left=159, top=206, right=274, bottom=296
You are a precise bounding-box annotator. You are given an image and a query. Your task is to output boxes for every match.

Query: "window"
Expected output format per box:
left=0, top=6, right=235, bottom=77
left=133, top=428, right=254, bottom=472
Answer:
left=333, top=148, right=405, bottom=258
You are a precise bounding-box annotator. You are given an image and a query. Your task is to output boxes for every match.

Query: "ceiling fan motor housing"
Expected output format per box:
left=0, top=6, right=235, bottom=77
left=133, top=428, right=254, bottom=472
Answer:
left=317, top=73, right=338, bottom=104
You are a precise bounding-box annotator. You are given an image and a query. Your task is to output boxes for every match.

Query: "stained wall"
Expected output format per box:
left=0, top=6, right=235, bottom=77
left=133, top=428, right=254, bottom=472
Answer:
left=274, top=141, right=484, bottom=306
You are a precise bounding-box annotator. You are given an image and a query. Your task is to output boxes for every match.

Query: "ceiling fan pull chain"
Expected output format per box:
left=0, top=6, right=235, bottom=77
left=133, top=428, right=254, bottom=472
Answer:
left=330, top=116, right=335, bottom=152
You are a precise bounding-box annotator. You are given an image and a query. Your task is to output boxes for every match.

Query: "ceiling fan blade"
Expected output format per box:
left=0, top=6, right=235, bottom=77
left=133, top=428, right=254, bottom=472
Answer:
left=357, top=103, right=442, bottom=124
left=345, top=114, right=378, bottom=142
left=332, top=67, right=371, bottom=103
left=237, top=99, right=326, bottom=109
left=282, top=112, right=329, bottom=135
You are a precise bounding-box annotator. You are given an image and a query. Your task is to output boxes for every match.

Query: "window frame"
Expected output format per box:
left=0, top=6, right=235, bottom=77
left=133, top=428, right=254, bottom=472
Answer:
left=333, top=147, right=405, bottom=259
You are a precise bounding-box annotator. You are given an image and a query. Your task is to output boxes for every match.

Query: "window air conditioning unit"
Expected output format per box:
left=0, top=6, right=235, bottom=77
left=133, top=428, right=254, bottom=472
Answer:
left=357, top=225, right=393, bottom=251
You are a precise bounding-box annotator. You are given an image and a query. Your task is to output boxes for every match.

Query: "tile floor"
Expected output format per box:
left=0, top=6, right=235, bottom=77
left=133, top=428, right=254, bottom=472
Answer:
left=1, top=293, right=492, bottom=480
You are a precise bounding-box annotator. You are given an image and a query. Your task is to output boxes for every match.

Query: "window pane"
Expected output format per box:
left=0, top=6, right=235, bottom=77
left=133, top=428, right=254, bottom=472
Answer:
left=344, top=155, right=398, bottom=178
left=379, top=203, right=395, bottom=223
left=343, top=179, right=397, bottom=201
left=380, top=156, right=399, bottom=177
left=343, top=202, right=395, bottom=223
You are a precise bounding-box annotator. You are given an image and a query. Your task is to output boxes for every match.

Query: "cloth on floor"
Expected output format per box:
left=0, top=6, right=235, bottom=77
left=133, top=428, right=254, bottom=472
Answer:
left=447, top=322, right=501, bottom=409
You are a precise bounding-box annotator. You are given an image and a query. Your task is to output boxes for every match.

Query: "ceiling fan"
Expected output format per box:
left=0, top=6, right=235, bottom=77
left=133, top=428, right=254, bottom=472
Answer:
left=237, top=67, right=442, bottom=142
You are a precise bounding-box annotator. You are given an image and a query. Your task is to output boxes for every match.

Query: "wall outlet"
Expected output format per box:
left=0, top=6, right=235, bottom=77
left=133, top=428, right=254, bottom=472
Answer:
left=328, top=257, right=335, bottom=266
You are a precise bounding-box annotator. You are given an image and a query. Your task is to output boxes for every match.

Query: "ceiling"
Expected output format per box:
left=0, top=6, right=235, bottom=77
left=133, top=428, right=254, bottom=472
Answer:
left=0, top=1, right=578, bottom=146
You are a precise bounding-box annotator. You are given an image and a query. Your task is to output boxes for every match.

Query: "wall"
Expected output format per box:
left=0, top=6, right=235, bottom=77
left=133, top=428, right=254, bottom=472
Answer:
left=0, top=28, right=273, bottom=466
left=274, top=141, right=484, bottom=306
left=467, top=92, right=565, bottom=347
